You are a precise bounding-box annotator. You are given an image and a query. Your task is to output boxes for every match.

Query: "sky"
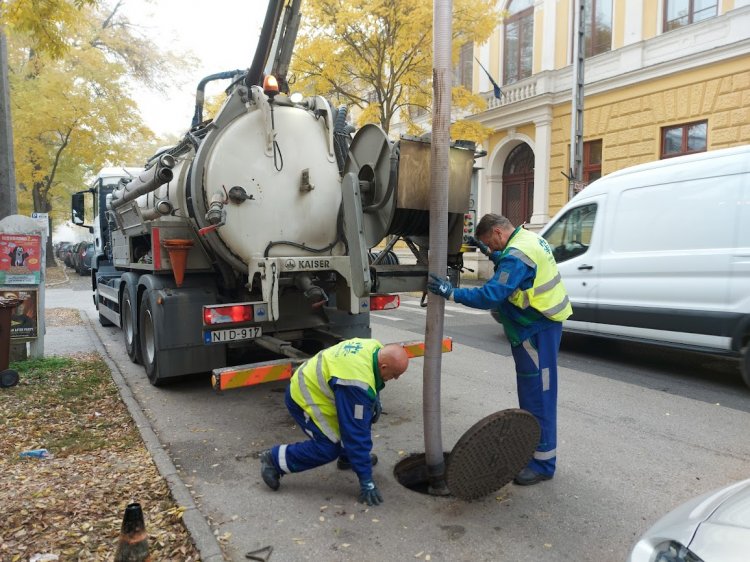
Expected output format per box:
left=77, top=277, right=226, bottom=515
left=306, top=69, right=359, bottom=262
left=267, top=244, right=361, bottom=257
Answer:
left=120, top=0, right=268, bottom=137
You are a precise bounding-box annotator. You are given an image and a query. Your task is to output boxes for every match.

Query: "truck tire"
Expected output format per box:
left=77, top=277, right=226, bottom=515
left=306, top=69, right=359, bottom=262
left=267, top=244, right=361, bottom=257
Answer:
left=122, top=281, right=141, bottom=364
left=741, top=344, right=750, bottom=390
left=139, top=290, right=163, bottom=386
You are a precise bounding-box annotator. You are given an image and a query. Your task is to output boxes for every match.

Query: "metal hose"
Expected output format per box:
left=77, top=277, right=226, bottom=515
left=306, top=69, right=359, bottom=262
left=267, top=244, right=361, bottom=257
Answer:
left=423, top=0, right=452, bottom=496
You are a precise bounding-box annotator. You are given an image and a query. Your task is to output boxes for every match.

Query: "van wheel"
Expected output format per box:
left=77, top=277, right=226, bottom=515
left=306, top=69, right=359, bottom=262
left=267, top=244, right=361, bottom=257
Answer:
left=139, top=290, right=164, bottom=386
left=122, top=282, right=141, bottom=364
left=741, top=345, right=750, bottom=390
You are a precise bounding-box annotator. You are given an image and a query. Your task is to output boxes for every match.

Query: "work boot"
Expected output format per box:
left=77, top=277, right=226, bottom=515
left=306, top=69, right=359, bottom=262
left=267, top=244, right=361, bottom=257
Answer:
left=513, top=467, right=553, bottom=486
left=337, top=453, right=378, bottom=470
left=259, top=450, right=282, bottom=491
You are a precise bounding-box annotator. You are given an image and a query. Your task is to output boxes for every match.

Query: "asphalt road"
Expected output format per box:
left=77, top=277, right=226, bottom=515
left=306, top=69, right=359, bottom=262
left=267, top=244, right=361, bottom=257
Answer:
left=52, top=273, right=750, bottom=561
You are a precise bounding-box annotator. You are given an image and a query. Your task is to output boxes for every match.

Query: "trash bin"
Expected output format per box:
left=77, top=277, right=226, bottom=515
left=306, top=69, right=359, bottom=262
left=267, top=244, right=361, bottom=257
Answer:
left=0, top=296, right=23, bottom=388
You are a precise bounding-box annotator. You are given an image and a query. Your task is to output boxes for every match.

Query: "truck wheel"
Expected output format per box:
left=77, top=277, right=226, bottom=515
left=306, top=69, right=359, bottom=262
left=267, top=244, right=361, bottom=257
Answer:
left=139, top=290, right=163, bottom=386
left=741, top=344, right=750, bottom=390
left=122, top=282, right=141, bottom=364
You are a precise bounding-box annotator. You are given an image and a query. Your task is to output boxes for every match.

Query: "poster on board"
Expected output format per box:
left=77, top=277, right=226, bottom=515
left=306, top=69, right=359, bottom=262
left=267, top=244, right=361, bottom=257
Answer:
left=0, top=234, right=42, bottom=285
left=0, top=288, right=39, bottom=339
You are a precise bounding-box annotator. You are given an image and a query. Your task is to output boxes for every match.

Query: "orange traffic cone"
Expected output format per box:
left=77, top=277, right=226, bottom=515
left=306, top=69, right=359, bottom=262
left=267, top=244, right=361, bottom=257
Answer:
left=114, top=502, right=151, bottom=562
left=162, top=239, right=193, bottom=288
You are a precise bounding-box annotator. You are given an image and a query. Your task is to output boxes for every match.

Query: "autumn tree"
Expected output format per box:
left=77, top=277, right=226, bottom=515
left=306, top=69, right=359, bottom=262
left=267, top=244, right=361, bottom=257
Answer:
left=6, top=0, right=186, bottom=265
left=291, top=0, right=499, bottom=143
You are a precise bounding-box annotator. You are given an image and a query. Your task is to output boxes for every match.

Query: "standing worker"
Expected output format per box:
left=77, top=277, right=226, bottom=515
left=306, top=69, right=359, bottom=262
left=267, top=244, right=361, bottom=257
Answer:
left=427, top=214, right=572, bottom=485
left=259, top=338, right=410, bottom=505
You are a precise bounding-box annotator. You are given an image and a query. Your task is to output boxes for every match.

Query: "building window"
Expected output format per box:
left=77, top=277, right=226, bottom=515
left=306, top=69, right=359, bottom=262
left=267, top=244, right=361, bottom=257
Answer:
left=584, top=0, right=612, bottom=57
left=503, top=0, right=534, bottom=85
left=583, top=140, right=602, bottom=183
left=661, top=121, right=707, bottom=158
left=664, top=0, right=718, bottom=32
left=455, top=43, right=473, bottom=90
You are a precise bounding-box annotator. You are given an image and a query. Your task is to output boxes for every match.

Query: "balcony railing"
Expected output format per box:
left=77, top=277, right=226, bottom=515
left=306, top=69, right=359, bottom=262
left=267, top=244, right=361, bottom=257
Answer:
left=482, top=76, right=539, bottom=110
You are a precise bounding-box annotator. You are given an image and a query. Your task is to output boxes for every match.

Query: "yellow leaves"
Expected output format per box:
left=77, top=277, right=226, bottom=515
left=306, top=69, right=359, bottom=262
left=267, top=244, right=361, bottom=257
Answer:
left=292, top=0, right=500, bottom=133
left=451, top=120, right=494, bottom=145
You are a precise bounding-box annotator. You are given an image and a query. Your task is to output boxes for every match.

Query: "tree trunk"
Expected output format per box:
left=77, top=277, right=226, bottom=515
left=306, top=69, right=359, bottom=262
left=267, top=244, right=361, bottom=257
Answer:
left=32, top=180, right=56, bottom=267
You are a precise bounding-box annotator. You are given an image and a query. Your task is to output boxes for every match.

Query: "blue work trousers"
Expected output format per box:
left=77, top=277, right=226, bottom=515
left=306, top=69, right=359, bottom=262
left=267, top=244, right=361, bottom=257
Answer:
left=271, top=387, right=342, bottom=474
left=510, top=322, right=562, bottom=476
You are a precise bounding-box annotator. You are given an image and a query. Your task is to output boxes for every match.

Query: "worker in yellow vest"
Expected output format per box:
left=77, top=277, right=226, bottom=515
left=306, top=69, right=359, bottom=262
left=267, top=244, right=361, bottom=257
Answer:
left=427, top=213, right=572, bottom=486
left=260, top=338, right=410, bottom=505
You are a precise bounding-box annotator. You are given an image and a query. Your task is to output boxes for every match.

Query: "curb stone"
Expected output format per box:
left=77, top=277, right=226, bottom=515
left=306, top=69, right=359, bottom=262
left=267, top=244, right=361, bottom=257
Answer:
left=80, top=310, right=226, bottom=562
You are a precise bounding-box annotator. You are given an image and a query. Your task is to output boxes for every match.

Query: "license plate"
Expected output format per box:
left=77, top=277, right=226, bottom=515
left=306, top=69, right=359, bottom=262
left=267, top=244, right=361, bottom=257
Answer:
left=204, top=326, right=262, bottom=344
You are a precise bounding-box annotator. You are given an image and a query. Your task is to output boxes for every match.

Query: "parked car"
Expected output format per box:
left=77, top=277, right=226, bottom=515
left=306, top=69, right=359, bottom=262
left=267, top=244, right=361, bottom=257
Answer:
left=70, top=241, right=94, bottom=275
left=629, top=478, right=750, bottom=562
left=77, top=243, right=95, bottom=275
left=539, top=144, right=750, bottom=388
left=54, top=241, right=70, bottom=259
left=62, top=243, right=76, bottom=268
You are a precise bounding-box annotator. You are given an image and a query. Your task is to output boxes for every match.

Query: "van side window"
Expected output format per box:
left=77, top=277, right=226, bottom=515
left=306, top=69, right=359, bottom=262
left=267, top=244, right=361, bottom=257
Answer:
left=542, top=203, right=597, bottom=263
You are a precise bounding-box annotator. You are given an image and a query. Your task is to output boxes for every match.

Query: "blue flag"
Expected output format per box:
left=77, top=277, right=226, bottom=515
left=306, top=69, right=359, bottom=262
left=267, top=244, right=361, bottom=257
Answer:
left=475, top=57, right=503, bottom=100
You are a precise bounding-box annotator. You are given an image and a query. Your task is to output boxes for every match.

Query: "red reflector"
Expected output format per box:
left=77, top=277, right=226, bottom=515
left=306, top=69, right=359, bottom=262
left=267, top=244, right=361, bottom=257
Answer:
left=203, top=304, right=254, bottom=325
left=370, top=294, right=400, bottom=311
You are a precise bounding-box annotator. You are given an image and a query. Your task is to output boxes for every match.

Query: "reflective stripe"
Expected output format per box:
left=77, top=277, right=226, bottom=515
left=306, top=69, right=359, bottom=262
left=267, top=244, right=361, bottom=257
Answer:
left=278, top=444, right=289, bottom=474
left=315, top=356, right=334, bottom=400
left=541, top=368, right=550, bottom=391
left=535, top=272, right=561, bottom=295
left=335, top=379, right=371, bottom=391
left=534, top=448, right=556, bottom=461
left=507, top=248, right=535, bottom=268
left=498, top=270, right=510, bottom=284
left=296, top=372, right=340, bottom=443
left=510, top=289, right=530, bottom=309
left=541, top=294, right=571, bottom=318
left=522, top=340, right=539, bottom=371
left=354, top=404, right=364, bottom=419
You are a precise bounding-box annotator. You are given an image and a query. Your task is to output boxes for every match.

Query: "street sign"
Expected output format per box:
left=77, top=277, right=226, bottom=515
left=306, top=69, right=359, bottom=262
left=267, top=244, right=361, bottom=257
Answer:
left=31, top=212, right=49, bottom=233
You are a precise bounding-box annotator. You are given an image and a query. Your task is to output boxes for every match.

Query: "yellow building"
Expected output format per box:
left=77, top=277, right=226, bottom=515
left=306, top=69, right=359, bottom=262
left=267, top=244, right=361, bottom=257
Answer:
left=455, top=0, right=750, bottom=235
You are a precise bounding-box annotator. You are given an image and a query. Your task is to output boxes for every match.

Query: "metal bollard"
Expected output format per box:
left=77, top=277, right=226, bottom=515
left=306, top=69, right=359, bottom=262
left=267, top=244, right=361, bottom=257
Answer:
left=0, top=297, right=23, bottom=388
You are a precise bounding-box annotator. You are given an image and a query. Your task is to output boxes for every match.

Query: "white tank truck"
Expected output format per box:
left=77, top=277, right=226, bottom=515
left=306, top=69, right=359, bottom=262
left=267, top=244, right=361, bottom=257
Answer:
left=72, top=0, right=474, bottom=387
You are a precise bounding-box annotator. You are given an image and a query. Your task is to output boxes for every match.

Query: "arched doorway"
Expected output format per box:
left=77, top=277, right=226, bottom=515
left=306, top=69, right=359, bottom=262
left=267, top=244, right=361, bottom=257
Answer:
left=502, top=143, right=534, bottom=226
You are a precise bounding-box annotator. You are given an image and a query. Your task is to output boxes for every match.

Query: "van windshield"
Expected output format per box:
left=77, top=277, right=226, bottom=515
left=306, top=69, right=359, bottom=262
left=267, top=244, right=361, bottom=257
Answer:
left=543, top=203, right=597, bottom=263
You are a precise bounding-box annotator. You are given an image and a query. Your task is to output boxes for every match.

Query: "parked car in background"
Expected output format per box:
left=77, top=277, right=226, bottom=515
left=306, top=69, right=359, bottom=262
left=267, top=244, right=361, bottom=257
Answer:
left=62, top=243, right=76, bottom=268
left=70, top=241, right=94, bottom=275
left=77, top=243, right=95, bottom=276
left=54, top=241, right=70, bottom=259
left=630, top=478, right=750, bottom=562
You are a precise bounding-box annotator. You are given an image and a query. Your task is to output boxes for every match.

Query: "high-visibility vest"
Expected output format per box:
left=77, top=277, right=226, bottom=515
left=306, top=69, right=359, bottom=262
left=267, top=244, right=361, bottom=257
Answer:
left=289, top=338, right=382, bottom=443
left=504, top=228, right=573, bottom=322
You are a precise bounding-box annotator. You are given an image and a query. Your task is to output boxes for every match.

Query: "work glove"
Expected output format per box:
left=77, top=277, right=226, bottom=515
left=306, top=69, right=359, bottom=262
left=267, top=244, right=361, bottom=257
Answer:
left=358, top=479, right=383, bottom=506
left=469, top=236, right=502, bottom=267
left=468, top=236, right=490, bottom=256
left=371, top=397, right=382, bottom=424
left=426, top=273, right=453, bottom=299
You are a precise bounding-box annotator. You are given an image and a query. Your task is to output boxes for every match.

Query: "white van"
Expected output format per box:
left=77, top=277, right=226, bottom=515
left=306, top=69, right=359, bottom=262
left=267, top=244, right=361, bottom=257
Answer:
left=539, top=145, right=750, bottom=388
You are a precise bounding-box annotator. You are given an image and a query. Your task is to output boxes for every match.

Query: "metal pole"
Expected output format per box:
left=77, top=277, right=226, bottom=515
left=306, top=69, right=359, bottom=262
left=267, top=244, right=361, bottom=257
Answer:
left=569, top=0, right=585, bottom=199
left=0, top=29, right=18, bottom=219
left=423, top=0, right=452, bottom=496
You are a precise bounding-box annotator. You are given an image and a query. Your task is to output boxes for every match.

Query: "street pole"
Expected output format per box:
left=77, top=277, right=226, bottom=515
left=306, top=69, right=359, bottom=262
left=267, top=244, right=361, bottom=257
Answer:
left=569, top=0, right=585, bottom=199
left=0, top=28, right=18, bottom=219
left=423, top=0, right=452, bottom=496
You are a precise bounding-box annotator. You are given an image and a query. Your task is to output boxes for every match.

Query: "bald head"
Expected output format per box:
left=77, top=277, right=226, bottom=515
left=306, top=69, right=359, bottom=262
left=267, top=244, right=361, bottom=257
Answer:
left=378, top=344, right=410, bottom=381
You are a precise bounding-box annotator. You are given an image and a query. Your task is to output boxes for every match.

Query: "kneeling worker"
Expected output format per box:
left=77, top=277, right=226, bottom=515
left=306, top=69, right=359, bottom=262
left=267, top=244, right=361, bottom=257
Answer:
left=260, top=338, right=410, bottom=506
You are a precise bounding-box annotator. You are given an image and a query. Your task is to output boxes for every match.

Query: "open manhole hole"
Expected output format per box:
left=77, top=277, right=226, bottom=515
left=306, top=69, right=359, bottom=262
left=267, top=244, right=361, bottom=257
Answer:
left=394, top=409, right=540, bottom=500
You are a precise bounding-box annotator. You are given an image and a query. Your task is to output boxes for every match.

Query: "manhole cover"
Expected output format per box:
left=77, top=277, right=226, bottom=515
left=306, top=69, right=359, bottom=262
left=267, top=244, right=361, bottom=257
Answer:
left=445, top=409, right=540, bottom=500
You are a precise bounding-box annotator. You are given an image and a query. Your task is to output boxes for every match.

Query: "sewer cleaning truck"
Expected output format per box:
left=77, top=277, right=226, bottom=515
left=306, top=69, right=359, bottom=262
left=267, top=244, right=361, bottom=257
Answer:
left=71, top=0, right=473, bottom=387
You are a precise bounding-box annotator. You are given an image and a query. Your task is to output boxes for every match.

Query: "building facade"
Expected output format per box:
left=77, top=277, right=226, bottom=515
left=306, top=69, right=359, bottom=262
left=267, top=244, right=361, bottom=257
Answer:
left=445, top=0, right=750, bottom=234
